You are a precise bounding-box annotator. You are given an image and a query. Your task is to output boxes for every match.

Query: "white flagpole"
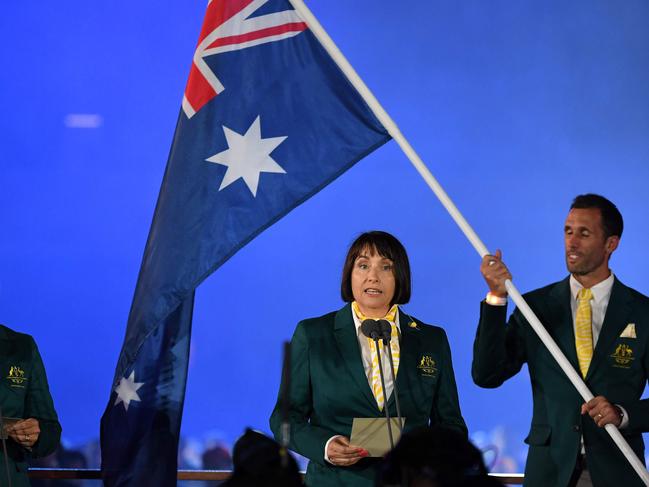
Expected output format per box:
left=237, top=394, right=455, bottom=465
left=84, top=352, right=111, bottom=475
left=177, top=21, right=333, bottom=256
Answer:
left=288, top=0, right=649, bottom=484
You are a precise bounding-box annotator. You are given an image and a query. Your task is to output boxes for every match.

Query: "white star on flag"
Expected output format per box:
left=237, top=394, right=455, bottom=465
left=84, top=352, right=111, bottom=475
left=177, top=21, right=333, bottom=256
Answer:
left=206, top=115, right=287, bottom=196
left=114, top=371, right=144, bottom=411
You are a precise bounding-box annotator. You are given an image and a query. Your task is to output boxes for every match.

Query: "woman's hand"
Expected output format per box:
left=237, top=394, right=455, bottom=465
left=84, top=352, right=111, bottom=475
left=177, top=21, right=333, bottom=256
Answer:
left=7, top=418, right=40, bottom=449
left=326, top=436, right=368, bottom=466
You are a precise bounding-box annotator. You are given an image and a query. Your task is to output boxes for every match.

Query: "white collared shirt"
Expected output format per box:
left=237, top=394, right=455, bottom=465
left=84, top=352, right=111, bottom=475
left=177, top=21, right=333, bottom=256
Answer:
left=568, top=272, right=628, bottom=435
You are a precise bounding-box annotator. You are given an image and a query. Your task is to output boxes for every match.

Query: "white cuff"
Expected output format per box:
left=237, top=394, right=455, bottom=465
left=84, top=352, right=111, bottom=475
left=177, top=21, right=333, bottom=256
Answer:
left=324, top=435, right=343, bottom=463
left=486, top=292, right=507, bottom=306
left=616, top=404, right=629, bottom=429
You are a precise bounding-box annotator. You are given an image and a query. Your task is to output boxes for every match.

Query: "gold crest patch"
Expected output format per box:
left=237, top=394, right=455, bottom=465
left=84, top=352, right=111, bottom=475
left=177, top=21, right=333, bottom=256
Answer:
left=611, top=344, right=634, bottom=368
left=7, top=366, right=28, bottom=387
left=417, top=355, right=437, bottom=377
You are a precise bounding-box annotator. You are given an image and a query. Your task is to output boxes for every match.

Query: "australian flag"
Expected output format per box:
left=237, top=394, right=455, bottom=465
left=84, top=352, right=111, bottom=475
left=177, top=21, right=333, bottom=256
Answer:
left=100, top=0, right=390, bottom=485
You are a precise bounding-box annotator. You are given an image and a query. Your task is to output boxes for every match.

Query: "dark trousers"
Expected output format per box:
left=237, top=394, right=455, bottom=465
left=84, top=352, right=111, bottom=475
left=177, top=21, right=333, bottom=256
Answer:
left=568, top=454, right=593, bottom=487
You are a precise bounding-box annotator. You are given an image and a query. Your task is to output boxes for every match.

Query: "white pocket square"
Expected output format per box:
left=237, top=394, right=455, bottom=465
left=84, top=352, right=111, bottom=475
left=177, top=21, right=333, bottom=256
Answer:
left=620, top=323, right=637, bottom=339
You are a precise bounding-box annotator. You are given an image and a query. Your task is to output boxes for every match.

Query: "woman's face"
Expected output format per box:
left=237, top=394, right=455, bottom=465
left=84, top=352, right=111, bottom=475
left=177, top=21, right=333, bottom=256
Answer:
left=351, top=247, right=396, bottom=318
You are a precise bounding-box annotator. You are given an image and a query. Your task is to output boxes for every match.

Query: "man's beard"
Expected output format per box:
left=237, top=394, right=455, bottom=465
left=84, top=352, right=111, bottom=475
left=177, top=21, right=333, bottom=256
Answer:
left=566, top=253, right=605, bottom=276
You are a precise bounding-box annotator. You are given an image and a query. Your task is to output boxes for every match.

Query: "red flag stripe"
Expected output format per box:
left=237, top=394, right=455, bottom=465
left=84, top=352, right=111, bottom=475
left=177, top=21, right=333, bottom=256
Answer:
left=206, top=22, right=307, bottom=50
left=184, top=63, right=218, bottom=113
left=196, top=0, right=254, bottom=46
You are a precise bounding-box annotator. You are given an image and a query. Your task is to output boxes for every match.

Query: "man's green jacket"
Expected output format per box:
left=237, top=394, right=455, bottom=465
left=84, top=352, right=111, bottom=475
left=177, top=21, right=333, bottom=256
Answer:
left=473, top=277, right=649, bottom=487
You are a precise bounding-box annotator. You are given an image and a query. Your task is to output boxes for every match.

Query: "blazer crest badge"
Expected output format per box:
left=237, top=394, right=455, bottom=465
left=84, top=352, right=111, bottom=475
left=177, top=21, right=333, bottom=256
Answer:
left=611, top=344, right=634, bottom=368
left=417, top=355, right=437, bottom=377
left=6, top=365, right=28, bottom=387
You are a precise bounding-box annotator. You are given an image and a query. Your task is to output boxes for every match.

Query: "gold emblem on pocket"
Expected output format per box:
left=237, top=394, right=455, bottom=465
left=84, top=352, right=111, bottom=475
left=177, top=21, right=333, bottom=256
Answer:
left=417, top=355, right=437, bottom=377
left=7, top=366, right=28, bottom=387
left=611, top=344, right=634, bottom=368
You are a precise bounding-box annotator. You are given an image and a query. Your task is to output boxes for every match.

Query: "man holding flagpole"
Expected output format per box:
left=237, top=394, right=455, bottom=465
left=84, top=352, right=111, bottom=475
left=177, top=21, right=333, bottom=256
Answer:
left=473, top=194, right=649, bottom=486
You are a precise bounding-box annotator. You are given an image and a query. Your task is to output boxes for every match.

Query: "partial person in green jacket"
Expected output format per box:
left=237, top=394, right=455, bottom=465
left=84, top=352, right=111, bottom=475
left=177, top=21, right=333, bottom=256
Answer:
left=473, top=194, right=649, bottom=487
left=0, top=324, right=61, bottom=487
left=270, top=231, right=467, bottom=487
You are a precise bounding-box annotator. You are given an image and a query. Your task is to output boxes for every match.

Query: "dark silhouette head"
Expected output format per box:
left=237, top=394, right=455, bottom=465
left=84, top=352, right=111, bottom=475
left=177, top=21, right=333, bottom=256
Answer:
left=222, top=428, right=302, bottom=487
left=376, top=426, right=503, bottom=487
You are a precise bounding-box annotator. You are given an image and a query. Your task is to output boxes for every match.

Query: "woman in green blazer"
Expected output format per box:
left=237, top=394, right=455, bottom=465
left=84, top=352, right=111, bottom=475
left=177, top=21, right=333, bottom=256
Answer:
left=270, top=231, right=467, bottom=487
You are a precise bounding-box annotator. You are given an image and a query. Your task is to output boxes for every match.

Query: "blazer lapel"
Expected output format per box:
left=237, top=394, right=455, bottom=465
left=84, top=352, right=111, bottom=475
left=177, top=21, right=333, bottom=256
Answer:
left=587, top=278, right=632, bottom=379
left=385, top=310, right=418, bottom=411
left=547, top=278, right=581, bottom=373
left=0, top=330, right=23, bottom=396
left=0, top=328, right=16, bottom=360
left=333, top=304, right=378, bottom=411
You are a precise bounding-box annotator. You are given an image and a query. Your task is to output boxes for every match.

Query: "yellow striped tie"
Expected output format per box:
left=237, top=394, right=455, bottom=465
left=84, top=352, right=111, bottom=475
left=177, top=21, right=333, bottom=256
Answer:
left=575, top=288, right=594, bottom=378
left=352, top=302, right=400, bottom=410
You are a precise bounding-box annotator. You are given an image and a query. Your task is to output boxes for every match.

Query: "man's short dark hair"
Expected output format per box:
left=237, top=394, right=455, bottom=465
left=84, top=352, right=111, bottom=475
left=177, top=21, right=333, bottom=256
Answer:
left=340, top=231, right=411, bottom=305
left=571, top=194, right=623, bottom=239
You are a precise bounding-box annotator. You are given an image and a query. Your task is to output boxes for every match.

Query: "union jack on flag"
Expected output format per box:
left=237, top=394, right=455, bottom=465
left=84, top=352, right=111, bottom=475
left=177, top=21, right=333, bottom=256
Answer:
left=101, top=0, right=390, bottom=485
left=183, top=0, right=307, bottom=118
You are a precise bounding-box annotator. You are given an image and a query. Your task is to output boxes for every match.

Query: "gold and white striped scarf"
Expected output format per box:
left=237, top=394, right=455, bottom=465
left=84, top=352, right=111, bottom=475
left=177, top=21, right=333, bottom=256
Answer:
left=352, top=301, right=400, bottom=410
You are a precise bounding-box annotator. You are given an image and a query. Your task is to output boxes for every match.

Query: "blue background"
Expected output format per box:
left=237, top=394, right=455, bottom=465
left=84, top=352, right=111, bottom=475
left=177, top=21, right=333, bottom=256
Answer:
left=2, top=0, right=649, bottom=472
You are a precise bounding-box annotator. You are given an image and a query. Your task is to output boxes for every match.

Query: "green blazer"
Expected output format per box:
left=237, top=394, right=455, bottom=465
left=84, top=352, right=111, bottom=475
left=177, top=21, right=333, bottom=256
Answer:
left=270, top=304, right=467, bottom=487
left=472, top=277, right=649, bottom=487
left=0, top=325, right=61, bottom=487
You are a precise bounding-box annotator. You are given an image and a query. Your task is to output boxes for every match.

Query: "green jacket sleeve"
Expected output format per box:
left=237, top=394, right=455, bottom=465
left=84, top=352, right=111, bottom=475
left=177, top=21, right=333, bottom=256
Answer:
left=431, top=329, right=468, bottom=436
left=472, top=301, right=526, bottom=388
left=269, top=322, right=336, bottom=465
left=24, top=336, right=61, bottom=458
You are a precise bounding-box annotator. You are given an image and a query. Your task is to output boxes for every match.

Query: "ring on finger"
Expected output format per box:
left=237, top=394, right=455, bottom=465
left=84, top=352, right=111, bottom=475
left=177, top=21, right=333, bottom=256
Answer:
left=488, top=260, right=496, bottom=266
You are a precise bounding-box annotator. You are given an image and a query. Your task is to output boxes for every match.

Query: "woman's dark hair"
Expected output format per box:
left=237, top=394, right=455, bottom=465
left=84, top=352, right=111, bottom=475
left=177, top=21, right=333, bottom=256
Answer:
left=340, top=231, right=411, bottom=305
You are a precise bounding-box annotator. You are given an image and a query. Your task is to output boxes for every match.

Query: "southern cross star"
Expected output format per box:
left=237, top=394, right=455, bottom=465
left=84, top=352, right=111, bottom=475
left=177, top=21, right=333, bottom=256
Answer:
left=114, top=371, right=144, bottom=411
left=206, top=115, right=287, bottom=197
